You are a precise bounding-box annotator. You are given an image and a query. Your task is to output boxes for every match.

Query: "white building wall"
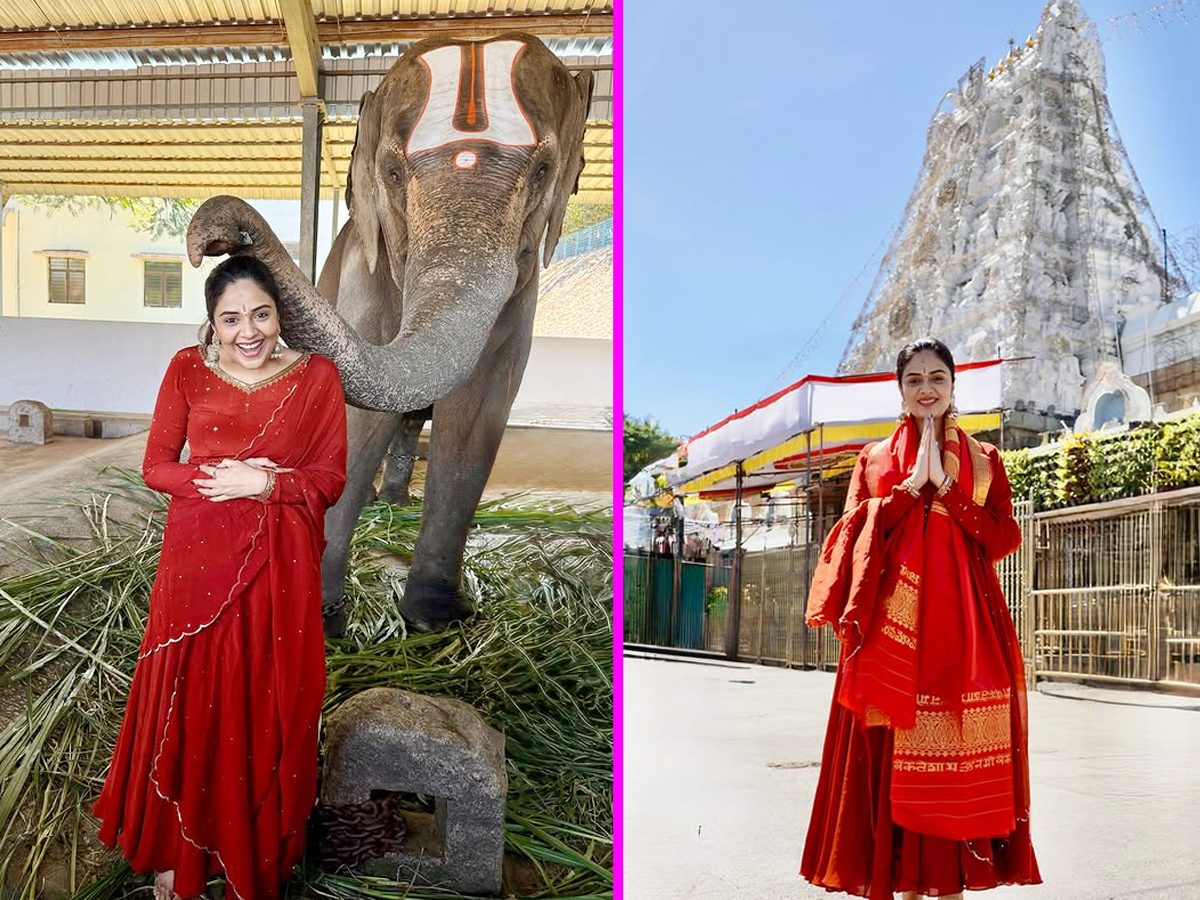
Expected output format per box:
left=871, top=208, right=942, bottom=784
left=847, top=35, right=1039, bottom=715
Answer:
left=0, top=200, right=610, bottom=424
left=0, top=316, right=197, bottom=413
left=515, top=336, right=612, bottom=411
left=1, top=203, right=216, bottom=325
left=0, top=316, right=611, bottom=420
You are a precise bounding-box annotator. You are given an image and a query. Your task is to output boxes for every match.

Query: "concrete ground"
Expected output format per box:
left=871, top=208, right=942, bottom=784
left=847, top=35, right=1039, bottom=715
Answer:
left=623, top=652, right=1200, bottom=900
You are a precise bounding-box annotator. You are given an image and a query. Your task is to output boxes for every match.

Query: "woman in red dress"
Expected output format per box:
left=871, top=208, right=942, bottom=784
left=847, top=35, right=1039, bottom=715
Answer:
left=800, top=339, right=1040, bottom=899
left=94, top=255, right=347, bottom=900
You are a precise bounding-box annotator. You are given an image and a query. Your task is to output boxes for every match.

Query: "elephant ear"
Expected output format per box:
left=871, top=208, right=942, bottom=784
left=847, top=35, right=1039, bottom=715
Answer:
left=543, top=69, right=595, bottom=268
left=349, top=88, right=383, bottom=275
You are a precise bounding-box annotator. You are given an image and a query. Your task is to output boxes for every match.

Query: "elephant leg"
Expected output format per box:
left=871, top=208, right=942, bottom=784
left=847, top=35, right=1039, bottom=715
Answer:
left=402, top=326, right=531, bottom=630
left=322, top=405, right=401, bottom=637
left=378, top=408, right=431, bottom=505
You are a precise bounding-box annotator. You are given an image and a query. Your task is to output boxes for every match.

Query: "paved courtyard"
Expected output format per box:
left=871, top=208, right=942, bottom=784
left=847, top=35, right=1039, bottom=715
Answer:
left=623, top=652, right=1200, bottom=900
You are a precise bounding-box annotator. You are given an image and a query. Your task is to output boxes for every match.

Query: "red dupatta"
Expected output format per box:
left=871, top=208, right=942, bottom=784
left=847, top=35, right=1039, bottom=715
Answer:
left=806, top=416, right=1017, bottom=840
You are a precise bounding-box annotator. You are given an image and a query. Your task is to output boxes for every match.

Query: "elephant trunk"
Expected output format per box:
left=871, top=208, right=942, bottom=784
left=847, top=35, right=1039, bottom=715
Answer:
left=285, top=247, right=517, bottom=413
left=187, top=195, right=523, bottom=414
left=377, top=254, right=519, bottom=403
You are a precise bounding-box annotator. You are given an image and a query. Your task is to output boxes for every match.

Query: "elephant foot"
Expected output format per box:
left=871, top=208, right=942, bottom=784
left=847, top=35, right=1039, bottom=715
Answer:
left=377, top=484, right=411, bottom=505
left=400, top=576, right=474, bottom=631
left=322, top=597, right=349, bottom=638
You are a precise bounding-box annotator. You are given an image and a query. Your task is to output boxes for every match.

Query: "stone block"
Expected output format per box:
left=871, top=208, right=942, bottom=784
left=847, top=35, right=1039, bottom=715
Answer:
left=7, top=400, right=53, bottom=445
left=321, top=688, right=507, bottom=895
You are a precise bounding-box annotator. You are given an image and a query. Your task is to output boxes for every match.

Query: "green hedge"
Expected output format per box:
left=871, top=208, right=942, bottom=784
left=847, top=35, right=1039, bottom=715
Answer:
left=1001, top=412, right=1200, bottom=511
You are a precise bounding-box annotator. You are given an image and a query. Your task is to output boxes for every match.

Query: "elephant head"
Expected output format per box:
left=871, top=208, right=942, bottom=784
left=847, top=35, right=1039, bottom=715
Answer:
left=187, top=33, right=593, bottom=413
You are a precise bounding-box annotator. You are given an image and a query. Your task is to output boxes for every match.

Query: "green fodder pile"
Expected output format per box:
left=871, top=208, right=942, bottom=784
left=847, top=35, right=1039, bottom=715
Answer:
left=0, top=469, right=613, bottom=900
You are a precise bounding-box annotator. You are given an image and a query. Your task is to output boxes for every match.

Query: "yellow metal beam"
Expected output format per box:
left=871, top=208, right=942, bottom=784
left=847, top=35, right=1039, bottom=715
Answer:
left=0, top=14, right=611, bottom=53
left=278, top=0, right=323, bottom=99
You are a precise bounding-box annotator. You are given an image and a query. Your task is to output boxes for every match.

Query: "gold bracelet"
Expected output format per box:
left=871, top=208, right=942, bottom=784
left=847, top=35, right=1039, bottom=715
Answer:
left=256, top=469, right=277, bottom=501
left=902, top=478, right=920, bottom=498
left=936, top=473, right=954, bottom=497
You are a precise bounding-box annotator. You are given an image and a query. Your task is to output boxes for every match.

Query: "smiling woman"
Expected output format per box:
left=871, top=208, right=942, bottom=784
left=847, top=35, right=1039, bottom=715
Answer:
left=800, top=338, right=1041, bottom=900
left=92, top=254, right=348, bottom=900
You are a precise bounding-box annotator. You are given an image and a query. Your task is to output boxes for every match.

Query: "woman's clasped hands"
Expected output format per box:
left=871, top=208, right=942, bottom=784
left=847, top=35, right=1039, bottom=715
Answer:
left=194, top=457, right=293, bottom=501
left=906, top=414, right=946, bottom=493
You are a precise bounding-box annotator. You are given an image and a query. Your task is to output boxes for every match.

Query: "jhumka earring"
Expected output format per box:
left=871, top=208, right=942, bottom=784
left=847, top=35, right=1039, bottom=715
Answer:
left=898, top=401, right=910, bottom=422
left=269, top=343, right=283, bottom=360
left=206, top=329, right=220, bottom=365
left=949, top=394, right=959, bottom=418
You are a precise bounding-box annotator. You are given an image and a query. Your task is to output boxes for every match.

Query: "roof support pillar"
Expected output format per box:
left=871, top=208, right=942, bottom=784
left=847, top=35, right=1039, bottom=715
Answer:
left=0, top=186, right=6, bottom=316
left=299, top=99, right=324, bottom=283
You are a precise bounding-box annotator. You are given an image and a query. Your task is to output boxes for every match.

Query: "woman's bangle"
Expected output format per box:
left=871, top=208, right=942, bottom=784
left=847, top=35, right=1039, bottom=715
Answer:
left=902, top=478, right=921, bottom=498
left=936, top=473, right=954, bottom=497
left=256, top=469, right=277, bottom=501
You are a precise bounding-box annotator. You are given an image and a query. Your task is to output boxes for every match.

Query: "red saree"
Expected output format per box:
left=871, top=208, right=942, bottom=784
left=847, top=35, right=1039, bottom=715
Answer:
left=94, top=347, right=347, bottom=900
left=800, top=416, right=1040, bottom=898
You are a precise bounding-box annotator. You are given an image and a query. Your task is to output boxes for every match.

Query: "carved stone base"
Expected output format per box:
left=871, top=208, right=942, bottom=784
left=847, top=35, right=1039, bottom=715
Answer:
left=320, top=688, right=507, bottom=895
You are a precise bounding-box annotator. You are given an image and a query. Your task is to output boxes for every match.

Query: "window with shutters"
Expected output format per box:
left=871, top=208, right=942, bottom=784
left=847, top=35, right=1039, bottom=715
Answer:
left=48, top=257, right=86, bottom=304
left=144, top=260, right=183, bottom=308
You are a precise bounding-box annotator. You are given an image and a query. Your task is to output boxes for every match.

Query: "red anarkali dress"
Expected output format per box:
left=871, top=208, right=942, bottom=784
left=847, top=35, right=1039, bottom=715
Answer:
left=800, top=416, right=1041, bottom=898
left=94, top=347, right=347, bottom=900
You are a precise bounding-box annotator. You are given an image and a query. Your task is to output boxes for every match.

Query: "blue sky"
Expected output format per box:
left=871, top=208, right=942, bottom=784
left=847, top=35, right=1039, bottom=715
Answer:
left=621, top=0, right=1200, bottom=438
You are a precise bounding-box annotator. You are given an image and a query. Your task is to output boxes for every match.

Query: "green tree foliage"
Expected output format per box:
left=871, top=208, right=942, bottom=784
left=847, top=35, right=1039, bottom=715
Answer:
left=624, top=414, right=679, bottom=483
left=14, top=195, right=199, bottom=240
left=1057, top=432, right=1092, bottom=507
left=562, top=202, right=613, bottom=237
left=1002, top=411, right=1200, bottom=511
left=1157, top=415, right=1200, bottom=487
left=1089, top=425, right=1157, bottom=501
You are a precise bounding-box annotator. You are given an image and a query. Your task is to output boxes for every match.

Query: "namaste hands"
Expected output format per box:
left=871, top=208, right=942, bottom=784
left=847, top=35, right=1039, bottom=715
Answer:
left=194, top=457, right=293, bottom=501
left=907, top=414, right=947, bottom=492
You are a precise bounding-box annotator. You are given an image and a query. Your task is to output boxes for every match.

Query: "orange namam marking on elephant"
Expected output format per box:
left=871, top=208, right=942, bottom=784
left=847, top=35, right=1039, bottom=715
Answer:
left=407, top=40, right=538, bottom=155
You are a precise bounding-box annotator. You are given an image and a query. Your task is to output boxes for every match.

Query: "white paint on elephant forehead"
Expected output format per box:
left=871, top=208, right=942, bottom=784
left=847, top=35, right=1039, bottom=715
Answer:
left=454, top=150, right=478, bottom=169
left=407, top=40, right=537, bottom=154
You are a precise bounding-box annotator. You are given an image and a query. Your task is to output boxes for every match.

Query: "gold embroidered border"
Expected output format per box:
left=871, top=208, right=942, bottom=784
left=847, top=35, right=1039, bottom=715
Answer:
left=915, top=690, right=1010, bottom=708
left=886, top=578, right=919, bottom=630
left=963, top=688, right=1011, bottom=705
left=966, top=432, right=993, bottom=505
left=943, top=420, right=962, bottom=483
left=894, top=753, right=1011, bottom=774
left=894, top=702, right=1012, bottom=758
left=882, top=624, right=917, bottom=649
left=200, top=348, right=309, bottom=393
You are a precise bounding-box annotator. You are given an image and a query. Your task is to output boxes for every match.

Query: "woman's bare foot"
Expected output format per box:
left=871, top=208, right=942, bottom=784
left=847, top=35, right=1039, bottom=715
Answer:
left=153, top=871, right=178, bottom=900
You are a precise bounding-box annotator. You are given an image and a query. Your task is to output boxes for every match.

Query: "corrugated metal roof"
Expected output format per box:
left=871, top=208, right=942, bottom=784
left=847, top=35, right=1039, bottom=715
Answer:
left=0, top=36, right=610, bottom=71
left=0, top=0, right=610, bottom=32
left=0, top=0, right=612, bottom=201
left=0, top=0, right=279, bottom=30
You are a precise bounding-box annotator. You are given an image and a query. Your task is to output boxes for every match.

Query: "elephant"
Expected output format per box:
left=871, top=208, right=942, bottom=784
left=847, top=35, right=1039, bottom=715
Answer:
left=186, top=33, right=594, bottom=632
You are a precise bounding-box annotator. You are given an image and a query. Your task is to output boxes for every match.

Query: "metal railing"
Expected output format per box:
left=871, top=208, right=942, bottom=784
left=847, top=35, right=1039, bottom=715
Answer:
left=1030, top=487, right=1200, bottom=689
left=550, top=218, right=612, bottom=261
left=623, top=488, right=1200, bottom=691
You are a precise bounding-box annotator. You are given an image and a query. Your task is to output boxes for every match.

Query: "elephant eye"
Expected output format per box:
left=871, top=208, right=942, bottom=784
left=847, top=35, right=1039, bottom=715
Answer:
left=533, top=162, right=549, bottom=183
left=388, top=169, right=402, bottom=184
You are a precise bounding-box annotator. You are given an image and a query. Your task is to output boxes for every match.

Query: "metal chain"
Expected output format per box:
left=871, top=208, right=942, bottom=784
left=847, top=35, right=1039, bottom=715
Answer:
left=310, top=791, right=410, bottom=867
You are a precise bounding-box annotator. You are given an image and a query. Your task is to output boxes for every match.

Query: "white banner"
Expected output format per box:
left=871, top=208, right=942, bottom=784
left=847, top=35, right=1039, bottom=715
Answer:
left=682, top=360, right=1004, bottom=479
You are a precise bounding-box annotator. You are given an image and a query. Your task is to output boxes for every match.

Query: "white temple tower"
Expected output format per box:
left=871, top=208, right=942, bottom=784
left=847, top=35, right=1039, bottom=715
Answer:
left=839, top=0, right=1184, bottom=432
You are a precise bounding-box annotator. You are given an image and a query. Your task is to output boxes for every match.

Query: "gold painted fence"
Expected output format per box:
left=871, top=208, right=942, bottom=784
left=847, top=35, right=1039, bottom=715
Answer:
left=625, top=489, right=1200, bottom=691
